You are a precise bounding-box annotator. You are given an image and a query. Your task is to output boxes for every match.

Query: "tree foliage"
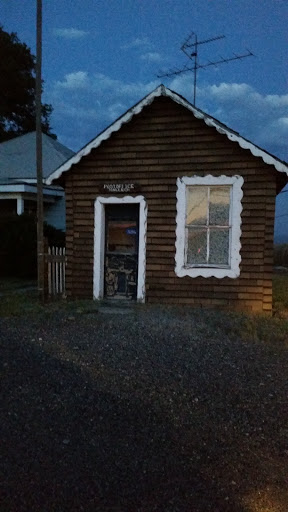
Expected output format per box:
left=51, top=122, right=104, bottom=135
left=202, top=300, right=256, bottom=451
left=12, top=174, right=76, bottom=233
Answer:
left=0, top=26, right=54, bottom=141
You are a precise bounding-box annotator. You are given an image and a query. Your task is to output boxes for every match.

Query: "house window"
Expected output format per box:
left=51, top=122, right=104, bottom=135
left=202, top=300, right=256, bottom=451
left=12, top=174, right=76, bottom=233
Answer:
left=175, top=175, right=243, bottom=278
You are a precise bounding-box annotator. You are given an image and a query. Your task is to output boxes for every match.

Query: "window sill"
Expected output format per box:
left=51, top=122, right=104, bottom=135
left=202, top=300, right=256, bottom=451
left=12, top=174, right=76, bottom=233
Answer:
left=175, top=265, right=240, bottom=279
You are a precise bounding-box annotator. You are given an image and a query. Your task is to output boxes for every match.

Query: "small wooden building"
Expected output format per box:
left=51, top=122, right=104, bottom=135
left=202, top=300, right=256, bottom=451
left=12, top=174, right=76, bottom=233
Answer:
left=47, top=85, right=288, bottom=313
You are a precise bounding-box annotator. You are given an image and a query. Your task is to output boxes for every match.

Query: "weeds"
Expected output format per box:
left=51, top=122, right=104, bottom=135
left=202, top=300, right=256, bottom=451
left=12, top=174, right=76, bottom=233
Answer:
left=274, top=243, right=288, bottom=266
left=273, top=273, right=288, bottom=312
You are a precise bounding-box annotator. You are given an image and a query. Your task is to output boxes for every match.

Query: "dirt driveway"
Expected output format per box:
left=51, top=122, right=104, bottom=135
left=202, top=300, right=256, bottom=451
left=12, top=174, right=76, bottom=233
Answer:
left=1, top=304, right=288, bottom=511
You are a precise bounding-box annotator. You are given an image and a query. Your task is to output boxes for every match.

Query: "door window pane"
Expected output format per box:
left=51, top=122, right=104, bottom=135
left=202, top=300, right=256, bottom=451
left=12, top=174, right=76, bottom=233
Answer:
left=186, top=227, right=207, bottom=265
left=107, top=220, right=137, bottom=253
left=209, top=186, right=230, bottom=226
left=186, top=186, right=208, bottom=226
left=209, top=228, right=230, bottom=265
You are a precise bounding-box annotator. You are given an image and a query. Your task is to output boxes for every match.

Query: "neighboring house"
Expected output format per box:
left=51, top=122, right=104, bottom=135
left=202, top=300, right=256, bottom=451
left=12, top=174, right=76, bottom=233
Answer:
left=0, top=131, right=74, bottom=231
left=47, top=85, right=288, bottom=313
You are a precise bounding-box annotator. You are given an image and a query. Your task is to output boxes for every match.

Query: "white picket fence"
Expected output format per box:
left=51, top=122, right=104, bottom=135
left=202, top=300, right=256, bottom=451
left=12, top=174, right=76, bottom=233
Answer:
left=46, top=246, right=66, bottom=297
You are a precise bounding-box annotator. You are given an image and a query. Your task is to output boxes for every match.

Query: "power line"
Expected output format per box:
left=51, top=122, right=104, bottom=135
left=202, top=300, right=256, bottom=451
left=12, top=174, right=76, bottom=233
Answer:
left=157, top=32, right=254, bottom=106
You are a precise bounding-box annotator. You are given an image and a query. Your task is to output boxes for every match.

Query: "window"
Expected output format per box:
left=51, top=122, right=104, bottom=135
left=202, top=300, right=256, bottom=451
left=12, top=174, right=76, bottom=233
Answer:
left=175, top=175, right=243, bottom=278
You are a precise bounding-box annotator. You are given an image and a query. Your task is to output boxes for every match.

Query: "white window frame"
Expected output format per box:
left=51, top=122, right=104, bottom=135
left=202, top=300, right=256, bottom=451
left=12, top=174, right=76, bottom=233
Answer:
left=175, top=175, right=243, bottom=279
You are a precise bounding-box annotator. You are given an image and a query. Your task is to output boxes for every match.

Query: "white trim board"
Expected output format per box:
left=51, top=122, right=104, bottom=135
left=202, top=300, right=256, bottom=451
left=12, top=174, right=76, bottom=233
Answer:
left=93, top=195, right=147, bottom=302
left=47, top=84, right=288, bottom=185
left=0, top=192, right=60, bottom=204
left=175, top=175, right=243, bottom=279
left=0, top=183, right=64, bottom=197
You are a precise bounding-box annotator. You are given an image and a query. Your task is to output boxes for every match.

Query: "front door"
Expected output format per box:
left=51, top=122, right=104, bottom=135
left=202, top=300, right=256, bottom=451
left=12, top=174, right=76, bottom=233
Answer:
left=104, top=204, right=139, bottom=299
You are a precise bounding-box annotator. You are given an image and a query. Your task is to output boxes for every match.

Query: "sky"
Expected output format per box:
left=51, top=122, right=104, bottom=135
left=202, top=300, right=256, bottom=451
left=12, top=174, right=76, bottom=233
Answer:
left=1, top=0, right=288, bottom=162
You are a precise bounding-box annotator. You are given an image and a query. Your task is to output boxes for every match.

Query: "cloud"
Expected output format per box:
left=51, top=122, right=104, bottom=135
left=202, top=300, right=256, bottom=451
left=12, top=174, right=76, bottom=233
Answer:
left=198, top=82, right=288, bottom=155
left=54, top=71, right=158, bottom=99
left=49, top=72, right=158, bottom=150
left=107, top=102, right=127, bottom=121
left=140, top=52, right=163, bottom=63
left=168, top=76, right=288, bottom=160
left=55, top=71, right=89, bottom=90
left=54, top=102, right=99, bottom=120
left=198, top=82, right=288, bottom=113
left=278, top=117, right=288, bottom=126
left=121, top=37, right=151, bottom=50
left=48, top=70, right=288, bottom=161
left=56, top=71, right=158, bottom=98
left=53, top=28, right=89, bottom=39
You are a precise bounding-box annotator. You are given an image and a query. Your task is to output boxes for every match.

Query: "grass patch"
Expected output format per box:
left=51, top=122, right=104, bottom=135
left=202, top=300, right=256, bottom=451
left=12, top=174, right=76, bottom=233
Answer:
left=0, top=292, right=42, bottom=317
left=274, top=243, right=288, bottom=266
left=0, top=292, right=100, bottom=318
left=234, top=313, right=288, bottom=347
left=0, top=277, right=36, bottom=292
left=1, top=273, right=288, bottom=350
left=170, top=306, right=288, bottom=348
left=273, top=273, right=288, bottom=315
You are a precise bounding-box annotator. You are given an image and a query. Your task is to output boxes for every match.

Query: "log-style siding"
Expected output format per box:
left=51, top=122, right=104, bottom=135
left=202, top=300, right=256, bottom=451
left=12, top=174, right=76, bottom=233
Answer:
left=64, top=97, right=277, bottom=312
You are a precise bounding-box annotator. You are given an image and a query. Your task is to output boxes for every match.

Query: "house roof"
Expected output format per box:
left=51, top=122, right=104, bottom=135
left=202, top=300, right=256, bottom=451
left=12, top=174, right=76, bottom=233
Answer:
left=0, top=131, right=74, bottom=182
left=46, top=84, right=288, bottom=185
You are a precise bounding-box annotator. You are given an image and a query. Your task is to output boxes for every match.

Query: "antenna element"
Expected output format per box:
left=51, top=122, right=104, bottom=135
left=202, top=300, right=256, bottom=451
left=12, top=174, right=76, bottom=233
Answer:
left=158, top=32, right=254, bottom=105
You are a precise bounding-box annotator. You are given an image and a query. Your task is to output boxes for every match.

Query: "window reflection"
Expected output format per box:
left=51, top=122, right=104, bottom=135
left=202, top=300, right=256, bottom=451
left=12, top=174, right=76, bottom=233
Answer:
left=106, top=220, right=138, bottom=254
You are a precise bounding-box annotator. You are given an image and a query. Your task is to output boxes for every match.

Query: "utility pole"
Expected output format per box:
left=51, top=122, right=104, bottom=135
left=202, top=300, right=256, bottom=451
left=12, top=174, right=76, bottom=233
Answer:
left=158, top=32, right=254, bottom=106
left=36, top=0, right=45, bottom=302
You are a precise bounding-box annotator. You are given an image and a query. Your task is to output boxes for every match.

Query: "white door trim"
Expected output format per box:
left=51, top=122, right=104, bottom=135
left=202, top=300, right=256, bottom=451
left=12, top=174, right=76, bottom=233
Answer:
left=93, top=195, right=147, bottom=302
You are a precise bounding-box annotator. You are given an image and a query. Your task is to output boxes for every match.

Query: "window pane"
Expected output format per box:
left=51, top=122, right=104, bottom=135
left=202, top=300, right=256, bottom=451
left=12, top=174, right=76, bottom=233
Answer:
left=186, top=228, right=207, bottom=265
left=106, top=220, right=137, bottom=254
left=186, top=186, right=208, bottom=226
left=209, top=228, right=230, bottom=265
left=209, top=186, right=230, bottom=226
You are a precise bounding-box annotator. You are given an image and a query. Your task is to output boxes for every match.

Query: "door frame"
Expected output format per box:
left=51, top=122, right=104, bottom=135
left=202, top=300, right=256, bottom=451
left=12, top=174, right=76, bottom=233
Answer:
left=94, top=195, right=147, bottom=302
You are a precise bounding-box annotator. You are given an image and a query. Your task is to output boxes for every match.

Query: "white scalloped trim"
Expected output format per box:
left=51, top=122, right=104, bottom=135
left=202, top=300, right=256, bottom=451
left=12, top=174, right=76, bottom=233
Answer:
left=46, top=85, right=288, bottom=185
left=175, top=175, right=243, bottom=279
left=93, top=195, right=147, bottom=302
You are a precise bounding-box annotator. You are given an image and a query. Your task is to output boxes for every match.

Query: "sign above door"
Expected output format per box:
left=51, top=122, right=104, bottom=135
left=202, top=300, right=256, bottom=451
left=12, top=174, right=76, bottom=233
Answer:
left=99, top=183, right=140, bottom=193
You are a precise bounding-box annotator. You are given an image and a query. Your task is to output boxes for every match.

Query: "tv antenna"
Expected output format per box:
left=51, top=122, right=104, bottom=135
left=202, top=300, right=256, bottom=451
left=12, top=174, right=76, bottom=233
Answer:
left=157, top=33, right=254, bottom=106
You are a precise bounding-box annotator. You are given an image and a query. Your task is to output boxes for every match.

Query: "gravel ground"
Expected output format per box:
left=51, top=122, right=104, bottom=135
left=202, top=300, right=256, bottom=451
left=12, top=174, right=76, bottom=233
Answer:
left=1, top=304, right=288, bottom=512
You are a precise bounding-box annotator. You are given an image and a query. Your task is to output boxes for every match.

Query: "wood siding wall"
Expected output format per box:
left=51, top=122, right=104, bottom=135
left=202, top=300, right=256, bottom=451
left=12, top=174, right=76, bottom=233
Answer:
left=64, top=97, right=276, bottom=313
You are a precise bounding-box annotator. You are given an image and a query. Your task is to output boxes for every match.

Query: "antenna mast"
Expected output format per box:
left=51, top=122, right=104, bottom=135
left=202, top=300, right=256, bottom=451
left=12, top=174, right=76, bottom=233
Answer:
left=158, top=32, right=254, bottom=105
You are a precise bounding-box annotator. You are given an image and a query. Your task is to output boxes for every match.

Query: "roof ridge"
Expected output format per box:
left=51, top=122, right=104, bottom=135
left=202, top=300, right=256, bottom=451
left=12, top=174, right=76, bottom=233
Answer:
left=43, top=132, right=74, bottom=157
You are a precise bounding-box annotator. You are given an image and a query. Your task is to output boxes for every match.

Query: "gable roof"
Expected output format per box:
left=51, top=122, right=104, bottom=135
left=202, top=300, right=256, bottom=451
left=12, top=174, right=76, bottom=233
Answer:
left=46, top=84, right=288, bottom=185
left=0, top=131, right=74, bottom=182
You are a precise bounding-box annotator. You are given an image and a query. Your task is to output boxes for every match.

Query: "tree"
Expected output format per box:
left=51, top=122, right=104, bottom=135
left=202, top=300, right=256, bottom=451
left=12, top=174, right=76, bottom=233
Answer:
left=0, top=26, right=54, bottom=141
